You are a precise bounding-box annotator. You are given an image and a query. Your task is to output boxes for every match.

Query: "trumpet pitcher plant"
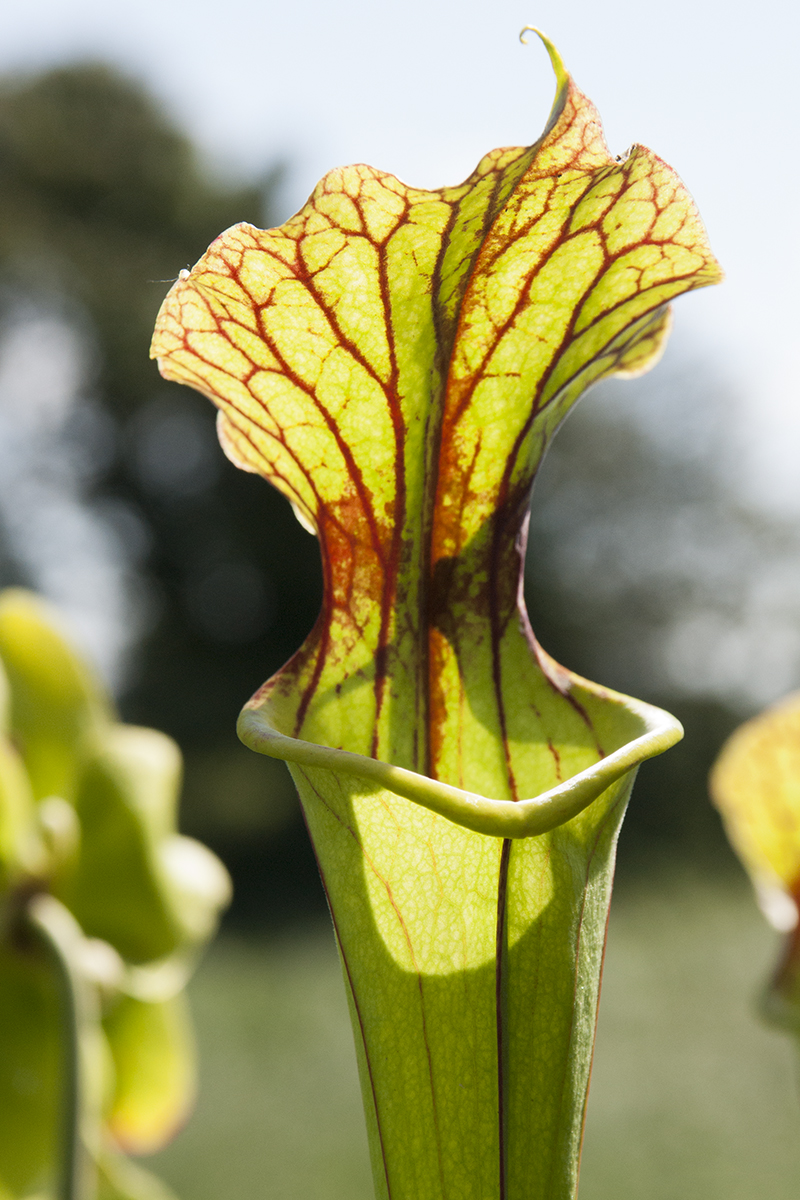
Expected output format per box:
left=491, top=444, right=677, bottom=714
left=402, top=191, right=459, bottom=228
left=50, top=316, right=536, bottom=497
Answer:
left=152, top=33, right=721, bottom=1200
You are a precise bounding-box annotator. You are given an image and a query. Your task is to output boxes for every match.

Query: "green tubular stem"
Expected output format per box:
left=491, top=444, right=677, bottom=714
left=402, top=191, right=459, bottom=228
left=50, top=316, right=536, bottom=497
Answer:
left=25, top=894, right=86, bottom=1200
left=238, top=696, right=682, bottom=839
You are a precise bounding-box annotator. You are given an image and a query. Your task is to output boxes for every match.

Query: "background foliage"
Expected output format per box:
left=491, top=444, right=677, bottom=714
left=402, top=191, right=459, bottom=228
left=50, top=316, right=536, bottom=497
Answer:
left=0, top=62, right=324, bottom=923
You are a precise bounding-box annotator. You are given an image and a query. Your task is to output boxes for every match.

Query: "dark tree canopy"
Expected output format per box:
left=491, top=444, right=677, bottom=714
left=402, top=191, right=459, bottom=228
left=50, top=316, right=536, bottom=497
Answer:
left=0, top=63, right=326, bottom=922
left=0, top=62, right=272, bottom=412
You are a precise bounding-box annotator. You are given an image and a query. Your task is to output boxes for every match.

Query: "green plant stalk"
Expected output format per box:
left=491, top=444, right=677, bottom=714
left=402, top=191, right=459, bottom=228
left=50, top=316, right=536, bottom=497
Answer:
left=25, top=894, right=90, bottom=1200
left=152, top=32, right=720, bottom=1199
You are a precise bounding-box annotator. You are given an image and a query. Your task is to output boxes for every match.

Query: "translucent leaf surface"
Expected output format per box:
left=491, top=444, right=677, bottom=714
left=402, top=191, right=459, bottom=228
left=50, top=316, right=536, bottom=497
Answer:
left=104, top=993, right=195, bottom=1156
left=57, top=725, right=231, bottom=964
left=0, top=724, right=41, bottom=886
left=0, top=591, right=231, bottom=1196
left=711, top=692, right=800, bottom=897
left=0, top=590, right=109, bottom=803
left=711, top=692, right=800, bottom=1032
left=152, top=33, right=720, bottom=1200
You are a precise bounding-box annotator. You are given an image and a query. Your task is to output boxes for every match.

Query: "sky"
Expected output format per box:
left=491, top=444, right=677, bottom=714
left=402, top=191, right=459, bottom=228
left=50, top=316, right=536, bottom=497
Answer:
left=0, top=0, right=797, bottom=514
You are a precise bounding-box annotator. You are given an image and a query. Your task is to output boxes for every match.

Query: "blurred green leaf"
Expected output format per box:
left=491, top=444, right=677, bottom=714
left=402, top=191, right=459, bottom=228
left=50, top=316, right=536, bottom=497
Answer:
left=711, top=692, right=800, bottom=1033
left=56, top=726, right=183, bottom=964
left=57, top=725, right=230, bottom=963
left=156, top=836, right=231, bottom=948
left=0, top=730, right=42, bottom=887
left=104, top=993, right=194, bottom=1157
left=0, top=590, right=110, bottom=804
left=0, top=590, right=231, bottom=1197
left=0, top=934, right=61, bottom=1197
left=711, top=692, right=800, bottom=900
left=0, top=659, right=41, bottom=887
left=96, top=1149, right=178, bottom=1200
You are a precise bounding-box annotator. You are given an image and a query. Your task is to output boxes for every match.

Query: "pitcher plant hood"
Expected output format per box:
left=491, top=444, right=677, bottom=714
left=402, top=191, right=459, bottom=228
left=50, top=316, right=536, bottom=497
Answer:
left=150, top=32, right=719, bottom=832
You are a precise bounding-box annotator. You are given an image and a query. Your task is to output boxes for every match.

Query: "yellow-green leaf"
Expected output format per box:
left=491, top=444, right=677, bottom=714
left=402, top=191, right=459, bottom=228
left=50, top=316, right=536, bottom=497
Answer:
left=103, top=993, right=195, bottom=1156
left=151, top=32, right=720, bottom=1200
left=57, top=725, right=230, bottom=963
left=0, top=936, right=61, bottom=1198
left=0, top=590, right=110, bottom=803
left=0, top=592, right=229, bottom=1199
left=711, top=692, right=800, bottom=1032
left=0, top=722, right=43, bottom=886
left=711, top=692, right=800, bottom=899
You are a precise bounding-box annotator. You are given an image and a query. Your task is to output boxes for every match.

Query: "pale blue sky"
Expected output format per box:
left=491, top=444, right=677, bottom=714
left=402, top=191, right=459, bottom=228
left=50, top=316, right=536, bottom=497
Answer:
left=0, top=0, right=797, bottom=511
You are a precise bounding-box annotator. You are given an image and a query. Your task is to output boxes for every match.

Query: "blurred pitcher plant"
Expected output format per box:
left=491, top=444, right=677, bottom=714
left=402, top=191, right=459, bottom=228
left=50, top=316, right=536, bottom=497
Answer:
left=151, top=33, right=721, bottom=1200
left=0, top=589, right=231, bottom=1200
left=712, top=693, right=800, bottom=1039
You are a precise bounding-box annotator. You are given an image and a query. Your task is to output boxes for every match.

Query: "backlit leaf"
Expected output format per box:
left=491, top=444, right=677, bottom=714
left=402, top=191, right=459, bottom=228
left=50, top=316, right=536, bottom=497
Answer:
left=104, top=993, right=195, bottom=1156
left=0, top=590, right=109, bottom=803
left=152, top=33, right=720, bottom=1200
left=0, top=700, right=42, bottom=886
left=0, top=592, right=231, bottom=1196
left=711, top=692, right=800, bottom=899
left=711, top=692, right=800, bottom=1032
left=57, top=724, right=231, bottom=964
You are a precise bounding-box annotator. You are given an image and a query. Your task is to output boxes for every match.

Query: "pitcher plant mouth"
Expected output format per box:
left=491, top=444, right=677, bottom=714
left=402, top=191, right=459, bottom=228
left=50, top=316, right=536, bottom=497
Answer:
left=238, top=684, right=682, bottom=839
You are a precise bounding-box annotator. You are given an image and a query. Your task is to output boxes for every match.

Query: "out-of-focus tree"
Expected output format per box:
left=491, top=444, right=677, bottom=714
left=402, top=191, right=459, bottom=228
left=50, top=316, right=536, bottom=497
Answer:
left=0, top=64, right=323, bottom=923
left=0, top=62, right=267, bottom=413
